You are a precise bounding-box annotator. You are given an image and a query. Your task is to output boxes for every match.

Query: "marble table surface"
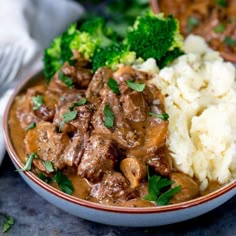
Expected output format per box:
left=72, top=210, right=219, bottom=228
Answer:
left=0, top=154, right=235, bottom=236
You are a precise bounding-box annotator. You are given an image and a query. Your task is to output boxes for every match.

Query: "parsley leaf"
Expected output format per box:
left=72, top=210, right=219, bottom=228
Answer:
left=103, top=104, right=115, bottom=128
left=18, top=152, right=38, bottom=171
left=53, top=171, right=74, bottom=195
left=1, top=213, right=14, bottom=233
left=62, top=110, right=78, bottom=122
left=25, top=122, right=36, bottom=131
left=149, top=112, right=169, bottom=121
left=68, top=98, right=87, bottom=111
left=157, top=185, right=182, bottom=206
left=126, top=80, right=145, bottom=92
left=224, top=36, right=236, bottom=47
left=214, top=23, right=225, bottom=33
left=32, top=95, right=44, bottom=110
left=38, top=173, right=52, bottom=183
left=58, top=70, right=74, bottom=89
left=143, top=170, right=181, bottom=206
left=187, top=16, right=199, bottom=33
left=59, top=110, right=78, bottom=131
left=107, top=78, right=120, bottom=94
left=44, top=161, right=54, bottom=172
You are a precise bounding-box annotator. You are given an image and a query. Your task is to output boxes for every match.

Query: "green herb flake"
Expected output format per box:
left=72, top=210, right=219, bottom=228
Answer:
left=107, top=78, right=120, bottom=94
left=18, top=152, right=38, bottom=171
left=59, top=110, right=78, bottom=131
left=187, top=16, right=199, bottom=33
left=103, top=104, right=115, bottom=128
left=58, top=70, right=74, bottom=89
left=68, top=98, right=87, bottom=111
left=149, top=112, right=169, bottom=121
left=32, top=95, right=44, bottom=110
left=224, top=36, right=236, bottom=47
left=143, top=171, right=181, bottom=206
left=214, top=24, right=225, bottom=33
left=126, top=80, right=145, bottom=92
left=25, top=122, right=36, bottom=131
left=44, top=161, right=54, bottom=172
left=2, top=213, right=14, bottom=233
left=62, top=110, right=78, bottom=123
left=53, top=171, right=74, bottom=195
left=215, top=0, right=227, bottom=7
left=157, top=185, right=182, bottom=206
left=38, top=173, right=52, bottom=184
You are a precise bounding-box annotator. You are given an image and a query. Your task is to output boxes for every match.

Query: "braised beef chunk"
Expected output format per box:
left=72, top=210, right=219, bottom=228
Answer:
left=48, top=62, right=92, bottom=94
left=147, top=147, right=172, bottom=176
left=15, top=85, right=58, bottom=129
left=78, top=134, right=123, bottom=182
left=90, top=171, right=136, bottom=204
left=62, top=62, right=92, bottom=89
left=86, top=67, right=113, bottom=103
left=34, top=105, right=55, bottom=121
left=53, top=96, right=92, bottom=134
left=24, top=121, right=70, bottom=171
left=63, top=133, right=89, bottom=167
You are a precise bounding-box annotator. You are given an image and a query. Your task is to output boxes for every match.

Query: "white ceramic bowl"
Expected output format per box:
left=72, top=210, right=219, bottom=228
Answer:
left=3, top=71, right=236, bottom=227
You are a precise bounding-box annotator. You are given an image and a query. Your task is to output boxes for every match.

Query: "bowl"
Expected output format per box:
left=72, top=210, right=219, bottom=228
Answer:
left=3, top=70, right=236, bottom=227
left=149, top=0, right=236, bottom=63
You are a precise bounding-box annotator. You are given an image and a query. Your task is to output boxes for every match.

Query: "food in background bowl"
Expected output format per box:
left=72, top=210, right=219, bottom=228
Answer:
left=3, top=13, right=236, bottom=226
left=150, top=0, right=236, bottom=62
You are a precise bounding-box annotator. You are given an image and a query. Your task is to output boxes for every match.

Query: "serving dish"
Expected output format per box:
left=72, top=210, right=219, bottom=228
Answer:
left=149, top=0, right=236, bottom=63
left=3, top=70, right=236, bottom=227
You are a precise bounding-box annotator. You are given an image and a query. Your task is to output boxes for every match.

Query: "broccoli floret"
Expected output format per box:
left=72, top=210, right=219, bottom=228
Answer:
left=126, top=12, right=184, bottom=68
left=43, top=36, right=63, bottom=83
left=43, top=18, right=114, bottom=82
left=61, top=23, right=99, bottom=62
left=80, top=17, right=114, bottom=47
left=92, top=43, right=137, bottom=71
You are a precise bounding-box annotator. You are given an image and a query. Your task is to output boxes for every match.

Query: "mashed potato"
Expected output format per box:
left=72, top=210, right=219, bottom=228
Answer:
left=140, top=35, right=236, bottom=190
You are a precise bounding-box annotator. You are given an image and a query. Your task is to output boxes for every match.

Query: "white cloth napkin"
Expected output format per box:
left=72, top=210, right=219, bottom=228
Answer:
left=0, top=0, right=85, bottom=165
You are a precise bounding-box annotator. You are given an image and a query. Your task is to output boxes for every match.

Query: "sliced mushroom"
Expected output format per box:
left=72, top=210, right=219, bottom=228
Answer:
left=169, top=172, right=200, bottom=204
left=120, top=157, right=146, bottom=188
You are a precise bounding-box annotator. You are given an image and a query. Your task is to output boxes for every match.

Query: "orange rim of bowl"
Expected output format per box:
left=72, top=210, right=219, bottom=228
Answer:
left=3, top=70, right=236, bottom=214
left=149, top=0, right=236, bottom=63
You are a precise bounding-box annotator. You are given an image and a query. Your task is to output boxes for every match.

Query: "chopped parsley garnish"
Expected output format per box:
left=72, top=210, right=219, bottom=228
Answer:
left=59, top=110, right=78, bottom=131
left=143, top=169, right=181, bottom=206
left=215, top=0, right=227, bottom=7
left=103, top=104, right=115, bottom=128
left=126, top=80, right=145, bottom=92
left=224, top=36, right=236, bottom=47
left=52, top=171, right=74, bottom=195
left=187, top=16, right=199, bottom=33
left=68, top=98, right=87, bottom=111
left=32, top=95, right=44, bottom=110
left=44, top=161, right=54, bottom=172
left=107, top=78, right=120, bottom=94
left=38, top=173, right=52, bottom=183
left=58, top=70, right=74, bottom=89
left=18, top=152, right=38, bottom=171
left=214, top=23, right=225, bottom=33
left=1, top=213, right=14, bottom=233
left=25, top=122, right=36, bottom=131
left=149, top=112, right=169, bottom=121
left=156, top=186, right=182, bottom=206
left=62, top=110, right=78, bottom=122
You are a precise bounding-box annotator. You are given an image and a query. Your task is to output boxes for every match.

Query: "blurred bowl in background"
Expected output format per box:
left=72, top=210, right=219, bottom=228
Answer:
left=149, top=0, right=236, bottom=63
